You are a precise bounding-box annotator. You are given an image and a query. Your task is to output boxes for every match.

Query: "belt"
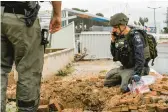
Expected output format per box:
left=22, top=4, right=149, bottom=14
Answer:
left=4, top=7, right=26, bottom=15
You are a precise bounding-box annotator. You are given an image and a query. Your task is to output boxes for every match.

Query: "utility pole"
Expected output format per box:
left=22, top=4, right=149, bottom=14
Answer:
left=147, top=6, right=161, bottom=33
left=164, top=7, right=168, bottom=27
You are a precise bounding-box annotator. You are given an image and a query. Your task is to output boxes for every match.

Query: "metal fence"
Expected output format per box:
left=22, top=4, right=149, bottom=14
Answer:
left=79, top=32, right=112, bottom=59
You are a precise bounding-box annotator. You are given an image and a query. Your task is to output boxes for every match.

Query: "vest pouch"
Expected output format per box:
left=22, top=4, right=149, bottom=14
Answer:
left=113, top=49, right=120, bottom=61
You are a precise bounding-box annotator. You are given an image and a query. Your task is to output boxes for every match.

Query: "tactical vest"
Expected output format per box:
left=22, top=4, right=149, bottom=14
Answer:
left=113, top=34, right=135, bottom=68
left=112, top=29, right=156, bottom=68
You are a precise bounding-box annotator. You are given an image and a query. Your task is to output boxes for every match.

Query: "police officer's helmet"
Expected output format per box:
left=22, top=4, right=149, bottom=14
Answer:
left=110, top=13, right=129, bottom=26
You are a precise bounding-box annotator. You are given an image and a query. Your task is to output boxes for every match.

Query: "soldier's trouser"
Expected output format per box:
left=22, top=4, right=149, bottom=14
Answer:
left=1, top=13, right=44, bottom=112
left=104, top=67, right=133, bottom=92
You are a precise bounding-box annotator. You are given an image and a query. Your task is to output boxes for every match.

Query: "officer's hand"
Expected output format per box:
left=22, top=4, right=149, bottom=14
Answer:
left=111, top=34, right=115, bottom=42
left=132, top=75, right=141, bottom=82
left=49, top=15, right=61, bottom=33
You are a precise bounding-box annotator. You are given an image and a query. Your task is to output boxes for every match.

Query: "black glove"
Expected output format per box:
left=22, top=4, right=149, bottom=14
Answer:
left=132, top=75, right=141, bottom=82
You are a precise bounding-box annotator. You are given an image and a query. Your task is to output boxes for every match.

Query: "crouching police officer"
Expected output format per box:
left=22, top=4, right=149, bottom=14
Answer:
left=104, top=13, right=146, bottom=93
left=1, top=1, right=61, bottom=112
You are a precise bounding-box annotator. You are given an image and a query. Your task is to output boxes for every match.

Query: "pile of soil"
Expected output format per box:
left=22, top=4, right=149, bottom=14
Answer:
left=7, top=74, right=168, bottom=112
left=40, top=75, right=120, bottom=111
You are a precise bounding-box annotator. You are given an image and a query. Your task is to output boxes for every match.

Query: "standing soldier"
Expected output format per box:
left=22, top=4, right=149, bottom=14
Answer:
left=1, top=1, right=61, bottom=112
left=104, top=13, right=148, bottom=93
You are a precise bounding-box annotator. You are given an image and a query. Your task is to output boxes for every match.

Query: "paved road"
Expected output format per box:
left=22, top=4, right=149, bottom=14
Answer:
left=149, top=43, right=168, bottom=74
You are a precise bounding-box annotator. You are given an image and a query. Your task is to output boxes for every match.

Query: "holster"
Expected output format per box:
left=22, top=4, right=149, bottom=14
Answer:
left=1, top=1, right=40, bottom=27
left=24, top=3, right=40, bottom=27
left=41, top=29, right=49, bottom=52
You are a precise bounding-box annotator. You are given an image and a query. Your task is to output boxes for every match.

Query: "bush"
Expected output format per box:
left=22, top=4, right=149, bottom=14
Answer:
left=56, top=64, right=74, bottom=76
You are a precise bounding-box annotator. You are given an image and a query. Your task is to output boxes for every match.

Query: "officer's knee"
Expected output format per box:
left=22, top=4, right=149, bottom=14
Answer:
left=105, top=72, right=113, bottom=79
left=105, top=68, right=118, bottom=79
left=104, top=80, right=113, bottom=87
left=104, top=79, right=119, bottom=87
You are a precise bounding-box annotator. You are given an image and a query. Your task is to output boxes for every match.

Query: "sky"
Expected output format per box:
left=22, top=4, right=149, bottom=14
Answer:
left=40, top=0, right=168, bottom=30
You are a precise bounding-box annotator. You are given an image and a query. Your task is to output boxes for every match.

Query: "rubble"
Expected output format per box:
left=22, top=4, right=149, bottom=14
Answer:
left=37, top=105, right=49, bottom=112
left=6, top=73, right=168, bottom=112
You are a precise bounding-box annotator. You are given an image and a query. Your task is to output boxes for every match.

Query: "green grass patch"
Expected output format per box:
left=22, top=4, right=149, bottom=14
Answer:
left=99, top=70, right=107, bottom=74
left=56, top=63, right=74, bottom=76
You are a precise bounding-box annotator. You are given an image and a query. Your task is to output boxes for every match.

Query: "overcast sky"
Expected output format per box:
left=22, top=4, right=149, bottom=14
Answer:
left=40, top=0, right=168, bottom=29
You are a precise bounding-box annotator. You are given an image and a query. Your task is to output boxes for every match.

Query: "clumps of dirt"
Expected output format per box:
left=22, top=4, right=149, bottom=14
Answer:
left=40, top=76, right=121, bottom=111
left=7, top=74, right=168, bottom=111
left=8, top=71, right=16, bottom=85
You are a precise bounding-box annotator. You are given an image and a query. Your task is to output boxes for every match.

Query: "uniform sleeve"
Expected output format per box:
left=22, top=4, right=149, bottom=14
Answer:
left=132, top=32, right=145, bottom=75
left=110, top=41, right=115, bottom=57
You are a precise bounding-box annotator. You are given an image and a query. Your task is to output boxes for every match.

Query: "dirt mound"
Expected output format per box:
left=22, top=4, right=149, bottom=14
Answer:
left=40, top=75, right=120, bottom=111
left=7, top=75, right=168, bottom=111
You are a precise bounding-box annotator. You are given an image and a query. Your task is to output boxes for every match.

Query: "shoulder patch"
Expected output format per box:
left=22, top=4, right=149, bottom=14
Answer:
left=134, top=34, right=141, bottom=43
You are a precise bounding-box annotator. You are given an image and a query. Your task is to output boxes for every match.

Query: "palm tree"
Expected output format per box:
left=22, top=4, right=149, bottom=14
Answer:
left=139, top=17, right=148, bottom=26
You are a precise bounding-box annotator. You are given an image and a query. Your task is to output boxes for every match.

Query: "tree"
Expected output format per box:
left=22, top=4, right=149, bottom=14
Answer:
left=138, top=22, right=141, bottom=26
left=163, top=27, right=168, bottom=33
left=96, top=13, right=104, bottom=17
left=72, top=8, right=88, bottom=12
left=139, top=17, right=148, bottom=26
left=134, top=21, right=137, bottom=25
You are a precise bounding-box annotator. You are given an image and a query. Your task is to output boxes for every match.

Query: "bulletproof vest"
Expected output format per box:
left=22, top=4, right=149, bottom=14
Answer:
left=114, top=35, right=134, bottom=68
